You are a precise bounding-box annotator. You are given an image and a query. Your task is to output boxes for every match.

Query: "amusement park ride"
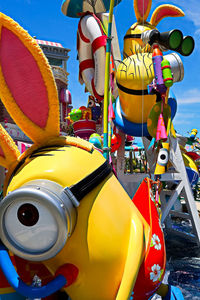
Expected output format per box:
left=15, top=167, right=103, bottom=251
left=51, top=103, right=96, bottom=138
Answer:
left=0, top=0, right=199, bottom=299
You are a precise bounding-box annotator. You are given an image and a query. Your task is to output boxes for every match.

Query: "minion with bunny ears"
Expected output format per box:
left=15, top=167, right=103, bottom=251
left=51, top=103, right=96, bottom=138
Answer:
left=0, top=12, right=184, bottom=300
left=115, top=0, right=190, bottom=136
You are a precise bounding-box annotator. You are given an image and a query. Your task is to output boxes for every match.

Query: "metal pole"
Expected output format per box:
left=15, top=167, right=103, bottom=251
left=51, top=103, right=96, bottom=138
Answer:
left=103, top=0, right=115, bottom=160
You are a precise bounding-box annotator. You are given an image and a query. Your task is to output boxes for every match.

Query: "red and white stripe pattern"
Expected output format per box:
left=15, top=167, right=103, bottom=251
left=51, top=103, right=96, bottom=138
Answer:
left=17, top=141, right=32, bottom=154
left=36, top=39, right=63, bottom=48
left=65, top=89, right=72, bottom=104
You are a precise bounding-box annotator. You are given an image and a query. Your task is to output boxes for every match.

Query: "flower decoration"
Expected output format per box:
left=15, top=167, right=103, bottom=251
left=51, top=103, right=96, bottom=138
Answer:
left=150, top=264, right=163, bottom=282
left=151, top=234, right=161, bottom=250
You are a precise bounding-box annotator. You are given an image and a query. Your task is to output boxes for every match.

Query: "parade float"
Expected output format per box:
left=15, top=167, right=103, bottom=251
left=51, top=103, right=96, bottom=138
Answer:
left=0, top=0, right=199, bottom=299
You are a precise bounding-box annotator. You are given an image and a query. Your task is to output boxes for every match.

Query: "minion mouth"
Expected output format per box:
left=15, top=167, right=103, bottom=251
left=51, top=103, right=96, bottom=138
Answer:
left=0, top=242, right=67, bottom=298
left=117, top=81, right=149, bottom=95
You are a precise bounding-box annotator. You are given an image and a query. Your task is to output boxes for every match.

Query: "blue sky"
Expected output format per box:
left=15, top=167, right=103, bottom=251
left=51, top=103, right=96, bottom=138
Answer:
left=0, top=0, right=199, bottom=137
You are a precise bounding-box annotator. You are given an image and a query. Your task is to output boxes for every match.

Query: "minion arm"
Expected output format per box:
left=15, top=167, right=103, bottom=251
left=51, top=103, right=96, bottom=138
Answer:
left=116, top=217, right=144, bottom=300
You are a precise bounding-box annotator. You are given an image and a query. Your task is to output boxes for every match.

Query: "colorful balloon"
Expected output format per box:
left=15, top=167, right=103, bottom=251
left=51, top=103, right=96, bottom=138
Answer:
left=89, top=137, right=102, bottom=149
left=69, top=109, right=82, bottom=122
left=111, top=133, right=122, bottom=153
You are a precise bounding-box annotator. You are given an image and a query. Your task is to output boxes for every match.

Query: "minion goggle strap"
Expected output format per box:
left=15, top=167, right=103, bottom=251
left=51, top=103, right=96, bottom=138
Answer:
left=124, top=33, right=141, bottom=39
left=0, top=160, right=111, bottom=261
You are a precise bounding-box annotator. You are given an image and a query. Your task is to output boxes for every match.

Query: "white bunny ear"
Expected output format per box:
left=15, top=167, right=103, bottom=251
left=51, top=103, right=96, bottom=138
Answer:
left=134, top=0, right=152, bottom=23
left=0, top=123, right=20, bottom=169
left=0, top=13, right=60, bottom=145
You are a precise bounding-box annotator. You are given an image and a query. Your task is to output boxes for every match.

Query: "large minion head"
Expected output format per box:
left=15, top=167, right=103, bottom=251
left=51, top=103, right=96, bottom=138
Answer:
left=0, top=132, right=136, bottom=299
left=1, top=135, right=143, bottom=300
left=0, top=136, right=109, bottom=262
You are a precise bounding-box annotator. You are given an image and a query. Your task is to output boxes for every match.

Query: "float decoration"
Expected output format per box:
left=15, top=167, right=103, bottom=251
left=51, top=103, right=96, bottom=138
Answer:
left=111, top=133, right=121, bottom=153
left=62, top=0, right=121, bottom=159
left=147, top=101, right=171, bottom=140
left=66, top=96, right=102, bottom=140
left=0, top=13, right=60, bottom=145
left=89, top=133, right=103, bottom=150
left=154, top=141, right=170, bottom=175
left=68, top=108, right=82, bottom=122
left=108, top=96, right=115, bottom=150
left=114, top=0, right=194, bottom=137
left=0, top=9, right=180, bottom=300
left=61, top=0, right=122, bottom=18
left=141, top=28, right=194, bottom=176
left=187, top=129, right=198, bottom=145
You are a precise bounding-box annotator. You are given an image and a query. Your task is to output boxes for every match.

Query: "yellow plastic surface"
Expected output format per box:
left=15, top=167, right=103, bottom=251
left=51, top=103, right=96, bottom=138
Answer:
left=123, top=23, right=155, bottom=57
left=154, top=163, right=165, bottom=175
left=183, top=152, right=199, bottom=172
left=6, top=143, right=151, bottom=300
left=116, top=51, right=156, bottom=123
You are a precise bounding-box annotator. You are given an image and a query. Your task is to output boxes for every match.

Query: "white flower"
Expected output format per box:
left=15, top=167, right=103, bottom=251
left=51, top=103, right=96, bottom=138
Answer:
left=151, top=234, right=161, bottom=250
left=150, top=264, right=161, bottom=282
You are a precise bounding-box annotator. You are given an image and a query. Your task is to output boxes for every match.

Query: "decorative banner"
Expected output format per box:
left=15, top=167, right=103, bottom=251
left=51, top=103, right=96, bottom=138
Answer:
left=156, top=113, right=167, bottom=141
left=147, top=102, right=171, bottom=138
left=17, top=141, right=32, bottom=153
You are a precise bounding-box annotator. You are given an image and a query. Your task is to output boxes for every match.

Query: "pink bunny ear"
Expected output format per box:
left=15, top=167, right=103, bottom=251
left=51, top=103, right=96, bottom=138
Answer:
left=150, top=5, right=184, bottom=26
left=0, top=13, right=60, bottom=145
left=134, top=0, right=152, bottom=23
left=0, top=124, right=20, bottom=169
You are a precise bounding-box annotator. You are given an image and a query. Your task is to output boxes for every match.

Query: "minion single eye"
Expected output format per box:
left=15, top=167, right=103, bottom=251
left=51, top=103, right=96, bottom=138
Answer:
left=157, top=148, right=169, bottom=166
left=0, top=180, right=77, bottom=261
left=4, top=200, right=59, bottom=255
left=17, top=203, right=39, bottom=227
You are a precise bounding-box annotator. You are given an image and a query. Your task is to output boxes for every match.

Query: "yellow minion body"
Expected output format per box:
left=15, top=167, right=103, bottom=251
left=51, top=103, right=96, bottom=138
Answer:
left=118, top=0, right=185, bottom=126
left=154, top=142, right=170, bottom=175
left=4, top=139, right=150, bottom=300
left=116, top=22, right=158, bottom=124
left=116, top=51, right=156, bottom=124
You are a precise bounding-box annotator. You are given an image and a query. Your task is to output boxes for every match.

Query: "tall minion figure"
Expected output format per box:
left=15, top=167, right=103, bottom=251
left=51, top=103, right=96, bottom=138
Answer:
left=154, top=142, right=170, bottom=175
left=116, top=0, right=184, bottom=134
left=189, top=128, right=198, bottom=140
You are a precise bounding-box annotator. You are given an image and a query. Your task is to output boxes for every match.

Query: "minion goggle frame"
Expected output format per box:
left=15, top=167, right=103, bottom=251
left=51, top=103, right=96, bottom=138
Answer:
left=0, top=160, right=111, bottom=261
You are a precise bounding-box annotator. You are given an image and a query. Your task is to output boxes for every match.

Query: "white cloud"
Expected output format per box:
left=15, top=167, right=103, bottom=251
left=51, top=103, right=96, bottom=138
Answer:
left=174, top=119, right=191, bottom=125
left=176, top=112, right=198, bottom=119
left=176, top=88, right=200, bottom=104
left=195, top=29, right=200, bottom=35
left=173, top=111, right=198, bottom=128
left=178, top=97, right=200, bottom=104
left=163, top=0, right=200, bottom=25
